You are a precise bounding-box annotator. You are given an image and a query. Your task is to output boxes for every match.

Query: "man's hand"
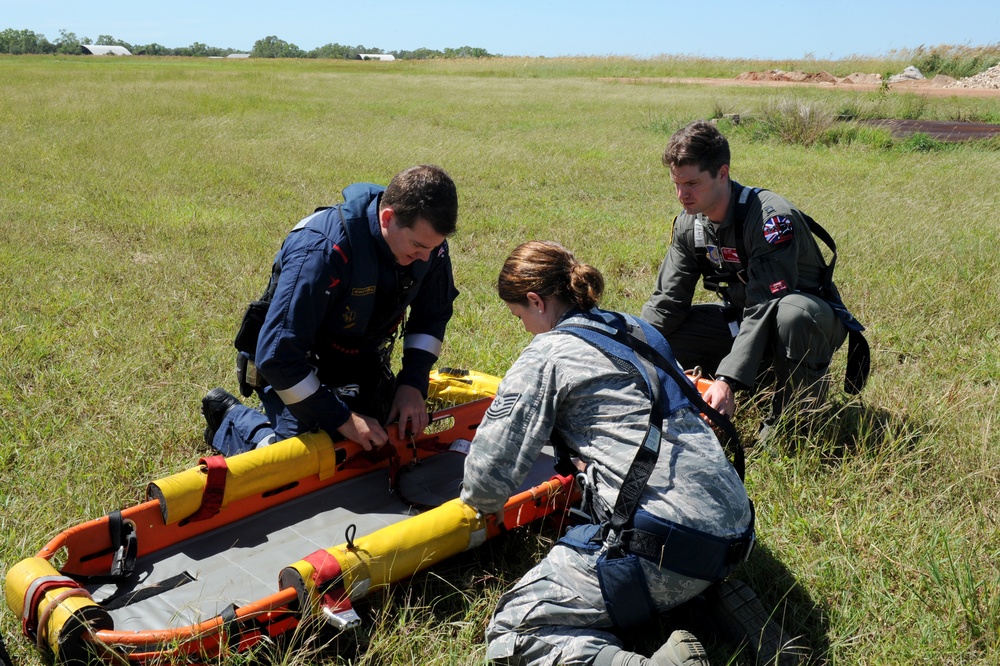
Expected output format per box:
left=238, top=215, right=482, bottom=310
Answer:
left=388, top=384, right=430, bottom=439
left=704, top=379, right=736, bottom=418
left=337, top=412, right=389, bottom=451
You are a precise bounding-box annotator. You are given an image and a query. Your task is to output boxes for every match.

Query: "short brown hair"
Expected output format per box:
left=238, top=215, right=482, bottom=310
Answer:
left=662, top=121, right=730, bottom=178
left=497, top=241, right=604, bottom=310
left=382, top=164, right=458, bottom=236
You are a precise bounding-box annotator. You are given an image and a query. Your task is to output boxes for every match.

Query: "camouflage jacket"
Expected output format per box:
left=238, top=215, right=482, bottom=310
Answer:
left=460, top=309, right=751, bottom=538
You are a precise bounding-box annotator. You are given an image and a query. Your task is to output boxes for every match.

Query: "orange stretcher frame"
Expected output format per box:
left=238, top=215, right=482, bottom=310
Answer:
left=5, top=370, right=714, bottom=665
left=5, top=365, right=584, bottom=666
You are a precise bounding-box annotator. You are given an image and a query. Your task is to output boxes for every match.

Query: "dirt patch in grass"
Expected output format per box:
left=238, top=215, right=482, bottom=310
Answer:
left=857, top=118, right=1000, bottom=141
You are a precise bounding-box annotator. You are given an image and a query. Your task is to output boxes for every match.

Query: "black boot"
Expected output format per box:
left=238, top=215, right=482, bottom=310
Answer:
left=201, top=388, right=241, bottom=446
left=707, top=579, right=810, bottom=666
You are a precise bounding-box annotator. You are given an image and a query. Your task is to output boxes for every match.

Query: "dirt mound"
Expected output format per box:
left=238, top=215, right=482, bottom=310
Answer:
left=735, top=69, right=961, bottom=88
left=736, top=69, right=881, bottom=85
left=840, top=72, right=883, bottom=85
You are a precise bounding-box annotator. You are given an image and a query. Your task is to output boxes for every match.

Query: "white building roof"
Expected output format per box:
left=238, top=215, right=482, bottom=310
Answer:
left=81, top=45, right=132, bottom=56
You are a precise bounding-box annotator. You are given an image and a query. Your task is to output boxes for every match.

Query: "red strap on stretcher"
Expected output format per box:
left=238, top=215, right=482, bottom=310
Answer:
left=186, top=455, right=230, bottom=523
left=303, top=549, right=343, bottom=588
left=21, top=577, right=84, bottom=639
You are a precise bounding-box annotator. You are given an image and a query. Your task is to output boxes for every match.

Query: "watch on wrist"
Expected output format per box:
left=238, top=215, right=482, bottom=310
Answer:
left=716, top=375, right=735, bottom=389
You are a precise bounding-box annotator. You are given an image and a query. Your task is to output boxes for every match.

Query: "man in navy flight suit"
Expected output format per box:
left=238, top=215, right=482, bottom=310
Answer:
left=202, top=164, right=459, bottom=455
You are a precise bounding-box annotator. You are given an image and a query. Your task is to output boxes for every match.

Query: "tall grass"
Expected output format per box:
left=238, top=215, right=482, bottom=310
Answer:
left=902, top=43, right=1000, bottom=78
left=1, top=55, right=999, bottom=665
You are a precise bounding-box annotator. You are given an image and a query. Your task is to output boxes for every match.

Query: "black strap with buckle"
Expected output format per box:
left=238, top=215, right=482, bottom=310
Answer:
left=627, top=503, right=755, bottom=581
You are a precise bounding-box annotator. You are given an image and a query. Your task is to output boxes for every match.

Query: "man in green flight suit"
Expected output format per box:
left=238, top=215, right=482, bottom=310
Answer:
left=641, top=120, right=868, bottom=440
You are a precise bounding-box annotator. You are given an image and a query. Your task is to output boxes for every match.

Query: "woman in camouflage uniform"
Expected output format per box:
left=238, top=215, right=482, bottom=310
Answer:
left=461, top=241, right=753, bottom=666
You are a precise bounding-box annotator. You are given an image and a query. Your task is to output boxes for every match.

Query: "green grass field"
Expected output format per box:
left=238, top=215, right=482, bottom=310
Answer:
left=1, top=54, right=999, bottom=665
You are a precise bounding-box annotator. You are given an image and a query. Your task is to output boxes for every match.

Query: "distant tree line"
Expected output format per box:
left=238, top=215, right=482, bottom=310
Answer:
left=0, top=28, right=495, bottom=59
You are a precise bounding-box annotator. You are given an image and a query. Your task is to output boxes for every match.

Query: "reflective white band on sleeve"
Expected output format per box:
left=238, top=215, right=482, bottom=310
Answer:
left=403, top=333, right=442, bottom=357
left=275, top=372, right=321, bottom=405
left=291, top=210, right=324, bottom=231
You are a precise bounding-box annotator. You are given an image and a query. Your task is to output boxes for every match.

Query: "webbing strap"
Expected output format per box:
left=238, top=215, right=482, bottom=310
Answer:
left=186, top=455, right=230, bottom=523
left=304, top=549, right=343, bottom=589
left=558, top=314, right=665, bottom=543
left=107, top=510, right=137, bottom=579
left=605, top=325, right=663, bottom=537
left=621, top=329, right=745, bottom=481
left=59, top=511, right=138, bottom=586
left=219, top=603, right=244, bottom=652
left=101, top=571, right=195, bottom=611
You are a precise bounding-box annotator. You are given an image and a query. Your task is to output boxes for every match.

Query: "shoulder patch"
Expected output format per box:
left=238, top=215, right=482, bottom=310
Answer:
left=485, top=392, right=520, bottom=420
left=763, top=215, right=794, bottom=246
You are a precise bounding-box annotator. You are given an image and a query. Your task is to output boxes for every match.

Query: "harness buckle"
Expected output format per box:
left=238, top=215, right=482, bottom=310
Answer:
left=725, top=531, right=755, bottom=566
left=335, top=384, right=360, bottom=398
left=322, top=605, right=361, bottom=630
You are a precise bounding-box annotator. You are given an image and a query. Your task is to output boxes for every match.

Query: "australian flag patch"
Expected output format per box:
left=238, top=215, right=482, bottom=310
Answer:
left=763, top=215, right=794, bottom=246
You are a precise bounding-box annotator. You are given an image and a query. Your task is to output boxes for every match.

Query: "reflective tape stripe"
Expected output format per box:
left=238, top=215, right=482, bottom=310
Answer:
left=275, top=372, right=321, bottom=405
left=291, top=210, right=324, bottom=231
left=404, top=333, right=442, bottom=357
left=694, top=220, right=706, bottom=250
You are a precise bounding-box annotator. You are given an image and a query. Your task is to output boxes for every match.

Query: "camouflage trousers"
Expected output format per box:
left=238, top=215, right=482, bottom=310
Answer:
left=485, top=540, right=711, bottom=665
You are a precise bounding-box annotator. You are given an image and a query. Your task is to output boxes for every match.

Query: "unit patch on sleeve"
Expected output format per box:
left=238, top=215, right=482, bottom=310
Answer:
left=769, top=280, right=789, bottom=295
left=485, top=392, right=520, bottom=420
left=763, top=215, right=795, bottom=246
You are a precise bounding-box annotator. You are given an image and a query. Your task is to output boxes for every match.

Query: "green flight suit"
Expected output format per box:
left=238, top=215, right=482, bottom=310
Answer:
left=642, top=180, right=847, bottom=419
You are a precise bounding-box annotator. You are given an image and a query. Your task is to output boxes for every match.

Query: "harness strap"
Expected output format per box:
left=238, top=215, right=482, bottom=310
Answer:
left=565, top=314, right=745, bottom=481
left=625, top=330, right=745, bottom=480
left=604, top=323, right=664, bottom=542
left=627, top=505, right=755, bottom=581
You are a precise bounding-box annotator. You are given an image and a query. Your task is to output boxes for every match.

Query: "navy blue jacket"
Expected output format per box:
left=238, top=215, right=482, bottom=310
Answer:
left=255, top=183, right=458, bottom=435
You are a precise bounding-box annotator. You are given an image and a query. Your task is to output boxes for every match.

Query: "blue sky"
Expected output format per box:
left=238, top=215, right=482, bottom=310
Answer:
left=5, top=0, right=999, bottom=59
